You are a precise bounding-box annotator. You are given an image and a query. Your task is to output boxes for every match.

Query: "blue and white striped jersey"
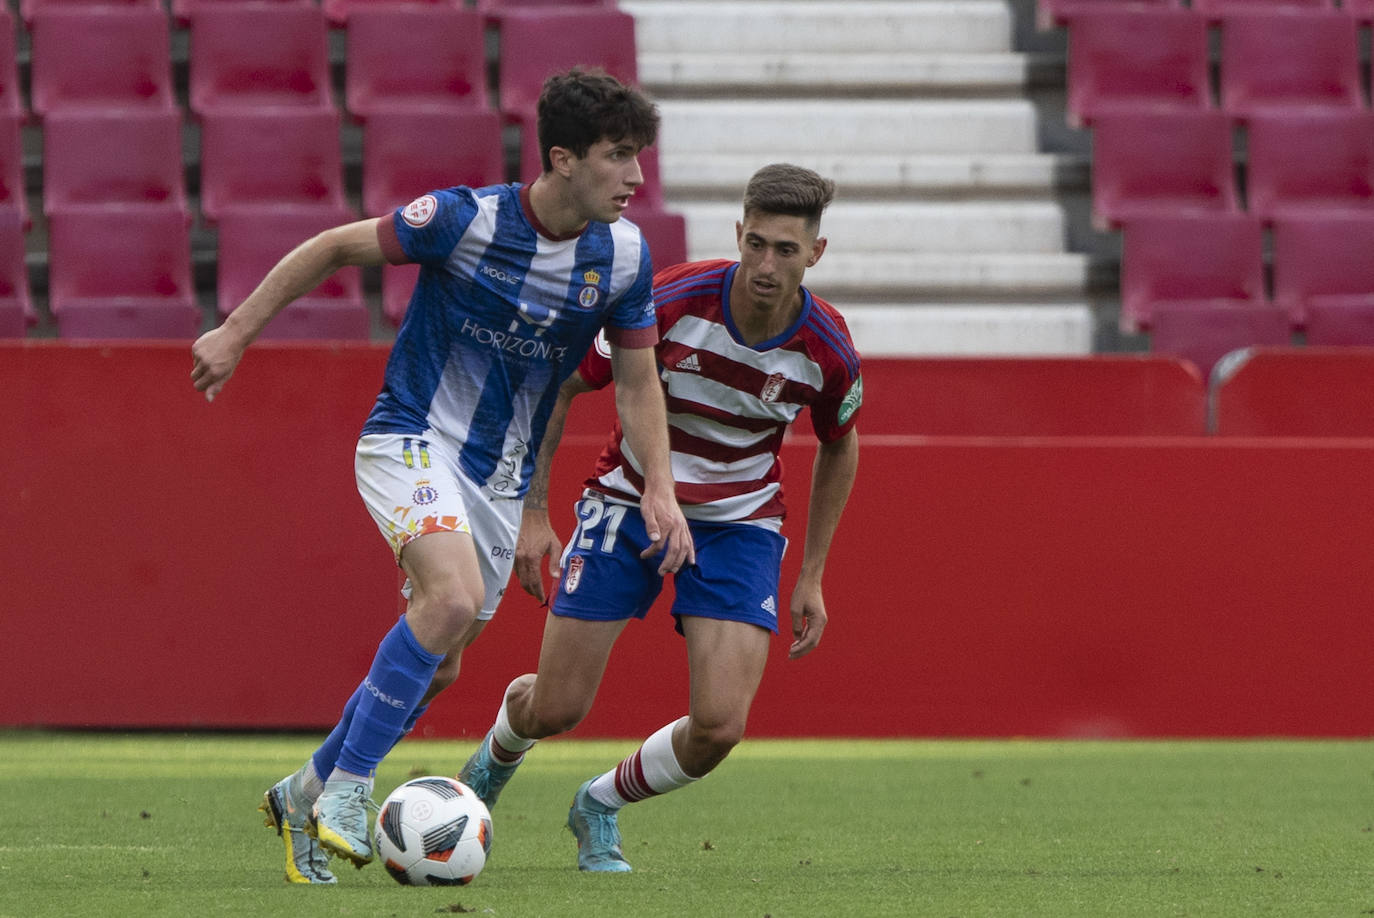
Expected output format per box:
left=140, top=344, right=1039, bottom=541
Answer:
left=362, top=183, right=658, bottom=498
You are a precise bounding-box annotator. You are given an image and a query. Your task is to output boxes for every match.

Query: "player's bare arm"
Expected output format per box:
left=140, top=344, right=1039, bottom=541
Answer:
left=190, top=218, right=387, bottom=402
left=514, top=372, right=594, bottom=603
left=789, top=427, right=859, bottom=660
left=609, top=343, right=695, bottom=573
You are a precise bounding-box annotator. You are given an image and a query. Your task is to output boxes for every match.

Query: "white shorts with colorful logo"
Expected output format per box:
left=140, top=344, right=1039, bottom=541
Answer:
left=355, top=433, right=521, bottom=620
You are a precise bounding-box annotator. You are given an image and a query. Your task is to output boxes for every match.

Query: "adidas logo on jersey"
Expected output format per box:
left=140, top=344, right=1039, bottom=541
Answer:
left=760, top=595, right=777, bottom=617
left=675, top=353, right=701, bottom=372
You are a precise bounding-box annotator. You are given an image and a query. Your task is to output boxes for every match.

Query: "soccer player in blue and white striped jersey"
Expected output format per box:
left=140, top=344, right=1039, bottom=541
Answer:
left=191, top=69, right=693, bottom=883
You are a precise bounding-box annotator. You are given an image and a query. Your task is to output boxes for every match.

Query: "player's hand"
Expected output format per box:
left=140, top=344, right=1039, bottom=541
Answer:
left=639, top=483, right=694, bottom=575
left=788, top=578, right=828, bottom=660
left=515, top=507, right=562, bottom=604
left=189, top=325, right=244, bottom=402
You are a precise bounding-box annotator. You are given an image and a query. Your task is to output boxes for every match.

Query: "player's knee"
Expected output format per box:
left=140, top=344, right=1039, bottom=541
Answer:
left=429, top=655, right=462, bottom=695
left=410, top=581, right=483, bottom=643
left=524, top=699, right=590, bottom=739
left=689, top=717, right=746, bottom=759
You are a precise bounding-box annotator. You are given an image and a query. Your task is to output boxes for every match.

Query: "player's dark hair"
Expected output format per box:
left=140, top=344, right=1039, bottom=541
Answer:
left=536, top=68, right=660, bottom=174
left=742, top=163, right=836, bottom=232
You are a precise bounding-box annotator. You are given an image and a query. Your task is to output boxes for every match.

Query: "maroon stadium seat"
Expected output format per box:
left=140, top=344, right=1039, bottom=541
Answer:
left=198, top=107, right=346, bottom=223
left=20, top=0, right=161, bottom=24
left=189, top=3, right=333, bottom=115
left=1037, top=0, right=1182, bottom=32
left=0, top=110, right=28, bottom=230
left=0, top=8, right=25, bottom=122
left=1090, top=109, right=1239, bottom=230
left=29, top=6, right=175, bottom=117
left=42, top=108, right=188, bottom=219
left=495, top=7, right=639, bottom=180
left=631, top=209, right=689, bottom=272
left=362, top=107, right=505, bottom=217
left=1120, top=212, right=1266, bottom=333
left=1191, top=0, right=1334, bottom=20
left=346, top=5, right=487, bottom=119
left=382, top=262, right=420, bottom=327
left=1244, top=109, right=1374, bottom=223
left=0, top=209, right=32, bottom=336
left=1272, top=213, right=1374, bottom=326
left=1149, top=302, right=1291, bottom=379
left=1304, top=295, right=1374, bottom=346
left=1219, top=10, right=1362, bottom=118
left=1343, top=0, right=1374, bottom=22
left=171, top=0, right=313, bottom=28
left=47, top=206, right=200, bottom=339
left=1064, top=7, right=1210, bottom=128
left=216, top=206, right=370, bottom=340
left=324, top=0, right=465, bottom=27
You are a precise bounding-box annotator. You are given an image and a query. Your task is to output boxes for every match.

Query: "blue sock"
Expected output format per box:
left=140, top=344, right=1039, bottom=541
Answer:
left=333, top=617, right=444, bottom=778
left=312, top=684, right=363, bottom=782
left=311, top=692, right=433, bottom=781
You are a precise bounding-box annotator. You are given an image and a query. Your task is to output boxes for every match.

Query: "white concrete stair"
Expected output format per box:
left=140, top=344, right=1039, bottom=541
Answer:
left=621, top=0, right=1096, bottom=355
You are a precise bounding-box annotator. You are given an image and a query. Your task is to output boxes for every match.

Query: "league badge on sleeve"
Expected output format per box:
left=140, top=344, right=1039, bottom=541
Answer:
left=403, top=194, right=438, bottom=228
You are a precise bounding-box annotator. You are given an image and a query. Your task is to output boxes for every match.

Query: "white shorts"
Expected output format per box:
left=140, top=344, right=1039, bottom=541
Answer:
left=355, top=433, right=521, bottom=620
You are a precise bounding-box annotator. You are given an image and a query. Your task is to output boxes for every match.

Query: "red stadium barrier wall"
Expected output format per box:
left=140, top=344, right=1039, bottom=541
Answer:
left=3, top=343, right=1373, bottom=738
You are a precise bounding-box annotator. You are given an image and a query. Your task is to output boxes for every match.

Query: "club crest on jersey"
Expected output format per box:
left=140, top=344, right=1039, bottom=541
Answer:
left=402, top=194, right=437, bottom=228
left=412, top=479, right=439, bottom=506
left=760, top=372, right=786, bottom=403
left=577, top=269, right=602, bottom=310
left=565, top=556, right=584, bottom=594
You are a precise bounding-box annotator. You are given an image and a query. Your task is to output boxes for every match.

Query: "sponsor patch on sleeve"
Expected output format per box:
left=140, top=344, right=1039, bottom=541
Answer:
left=402, top=194, right=438, bottom=228
left=838, top=374, right=863, bottom=425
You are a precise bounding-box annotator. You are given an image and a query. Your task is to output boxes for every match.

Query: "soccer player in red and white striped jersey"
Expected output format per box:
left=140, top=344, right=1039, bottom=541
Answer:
left=457, top=164, right=861, bottom=872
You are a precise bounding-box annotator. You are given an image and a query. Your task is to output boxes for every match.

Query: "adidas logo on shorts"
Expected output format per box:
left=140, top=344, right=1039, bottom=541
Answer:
left=760, top=595, right=777, bottom=617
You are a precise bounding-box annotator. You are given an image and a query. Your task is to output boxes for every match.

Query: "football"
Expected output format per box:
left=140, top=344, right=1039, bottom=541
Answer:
left=375, top=776, right=493, bottom=886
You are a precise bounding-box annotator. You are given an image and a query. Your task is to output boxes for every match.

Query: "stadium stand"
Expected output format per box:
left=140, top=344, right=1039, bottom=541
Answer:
left=197, top=107, right=346, bottom=223
left=1243, top=109, right=1374, bottom=223
left=42, top=108, right=188, bottom=220
left=1089, top=110, right=1239, bottom=230
left=1217, top=9, right=1362, bottom=118
left=344, top=4, right=487, bottom=119
left=215, top=205, right=369, bottom=339
left=493, top=6, right=640, bottom=181
left=188, top=2, right=333, bottom=115
left=29, top=5, right=176, bottom=117
left=1271, top=213, right=1374, bottom=329
left=1063, top=7, right=1211, bottom=128
left=361, top=107, right=505, bottom=219
left=46, top=206, right=200, bottom=339
left=1118, top=212, right=1267, bottom=334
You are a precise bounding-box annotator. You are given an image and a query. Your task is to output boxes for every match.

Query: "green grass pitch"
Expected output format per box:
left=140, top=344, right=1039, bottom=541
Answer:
left=1, top=732, right=1372, bottom=917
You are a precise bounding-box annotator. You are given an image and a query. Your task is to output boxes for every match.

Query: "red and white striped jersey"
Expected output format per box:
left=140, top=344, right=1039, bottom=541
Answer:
left=577, top=259, right=863, bottom=525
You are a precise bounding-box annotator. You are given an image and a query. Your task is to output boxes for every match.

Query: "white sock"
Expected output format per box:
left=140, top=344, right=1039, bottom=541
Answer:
left=490, top=678, right=537, bottom=764
left=325, top=768, right=373, bottom=790
left=589, top=717, right=697, bottom=809
left=300, top=760, right=325, bottom=802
